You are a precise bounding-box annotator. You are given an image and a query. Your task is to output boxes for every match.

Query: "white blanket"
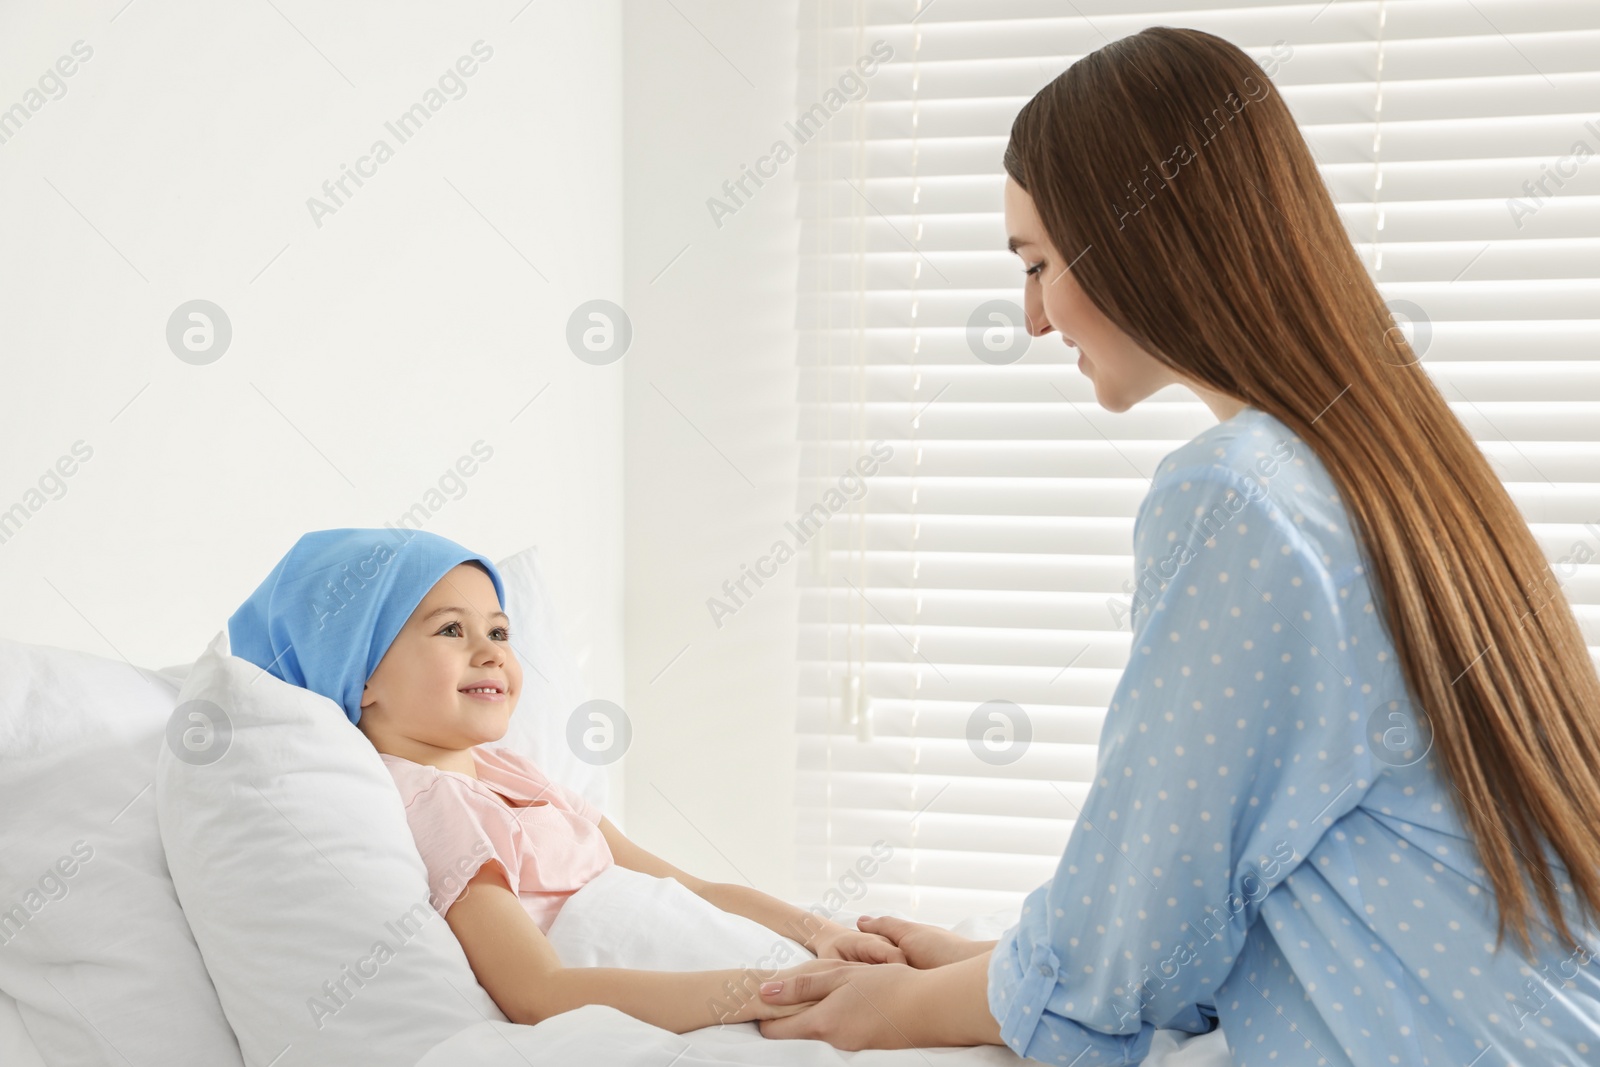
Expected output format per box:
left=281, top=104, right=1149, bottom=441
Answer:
left=417, top=864, right=1233, bottom=1065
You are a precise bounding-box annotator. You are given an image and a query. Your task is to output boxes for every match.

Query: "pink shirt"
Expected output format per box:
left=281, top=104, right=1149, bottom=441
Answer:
left=381, top=744, right=614, bottom=933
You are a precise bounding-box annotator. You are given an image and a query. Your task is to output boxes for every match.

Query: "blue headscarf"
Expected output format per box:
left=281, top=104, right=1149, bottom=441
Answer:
left=227, top=527, right=506, bottom=726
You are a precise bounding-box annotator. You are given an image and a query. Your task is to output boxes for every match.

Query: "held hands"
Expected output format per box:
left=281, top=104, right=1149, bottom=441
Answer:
left=722, top=914, right=939, bottom=1027
left=757, top=961, right=926, bottom=1049
left=758, top=951, right=1002, bottom=1050
left=738, top=959, right=870, bottom=1023
left=853, top=914, right=982, bottom=969
left=809, top=914, right=982, bottom=968
left=810, top=922, right=907, bottom=964
left=749, top=918, right=996, bottom=1049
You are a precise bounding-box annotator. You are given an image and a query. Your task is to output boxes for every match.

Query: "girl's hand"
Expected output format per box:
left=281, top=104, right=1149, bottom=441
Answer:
left=853, top=914, right=982, bottom=969
left=812, top=924, right=908, bottom=964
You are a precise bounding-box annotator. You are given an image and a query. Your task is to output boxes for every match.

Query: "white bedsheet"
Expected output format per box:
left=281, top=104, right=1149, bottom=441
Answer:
left=0, top=989, right=48, bottom=1067
left=418, top=864, right=1234, bottom=1066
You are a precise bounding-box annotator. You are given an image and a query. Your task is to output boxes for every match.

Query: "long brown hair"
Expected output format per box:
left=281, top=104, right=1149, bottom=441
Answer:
left=1004, top=26, right=1600, bottom=957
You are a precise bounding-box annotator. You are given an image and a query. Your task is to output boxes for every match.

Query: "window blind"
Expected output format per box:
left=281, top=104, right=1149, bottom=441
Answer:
left=793, top=0, right=1600, bottom=925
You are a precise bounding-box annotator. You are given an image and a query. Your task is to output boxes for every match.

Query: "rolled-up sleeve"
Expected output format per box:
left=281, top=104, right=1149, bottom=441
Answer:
left=986, top=461, right=1374, bottom=1064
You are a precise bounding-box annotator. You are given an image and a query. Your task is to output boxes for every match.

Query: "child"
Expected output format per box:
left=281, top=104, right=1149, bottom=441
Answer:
left=227, top=527, right=904, bottom=1033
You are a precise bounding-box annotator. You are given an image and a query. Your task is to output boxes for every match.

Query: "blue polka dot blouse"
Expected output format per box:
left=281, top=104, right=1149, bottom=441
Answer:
left=986, top=406, right=1600, bottom=1065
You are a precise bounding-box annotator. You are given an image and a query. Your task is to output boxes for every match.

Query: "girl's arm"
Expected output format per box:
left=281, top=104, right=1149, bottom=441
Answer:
left=596, top=815, right=870, bottom=959
left=445, top=865, right=837, bottom=1030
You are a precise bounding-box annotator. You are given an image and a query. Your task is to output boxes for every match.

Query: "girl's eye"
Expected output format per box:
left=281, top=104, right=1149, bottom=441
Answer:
left=1024, top=261, right=1045, bottom=277
left=437, top=621, right=512, bottom=641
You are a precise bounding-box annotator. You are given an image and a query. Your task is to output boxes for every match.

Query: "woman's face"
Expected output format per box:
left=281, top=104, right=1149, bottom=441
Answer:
left=1003, top=176, right=1183, bottom=412
left=357, top=562, right=522, bottom=755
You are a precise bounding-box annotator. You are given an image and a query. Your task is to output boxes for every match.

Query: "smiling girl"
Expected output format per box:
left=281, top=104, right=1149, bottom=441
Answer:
left=228, top=528, right=899, bottom=1034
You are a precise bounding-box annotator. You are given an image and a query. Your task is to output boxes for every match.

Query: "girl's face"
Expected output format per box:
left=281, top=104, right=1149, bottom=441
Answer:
left=357, top=562, right=522, bottom=756
left=1003, top=176, right=1185, bottom=413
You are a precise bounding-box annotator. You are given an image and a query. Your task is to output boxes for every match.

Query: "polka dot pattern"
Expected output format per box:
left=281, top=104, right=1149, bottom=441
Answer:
left=984, top=409, right=1600, bottom=1065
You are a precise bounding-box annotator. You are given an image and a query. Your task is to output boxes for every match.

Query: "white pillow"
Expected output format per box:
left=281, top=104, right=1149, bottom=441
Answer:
left=156, top=629, right=505, bottom=1066
left=0, top=638, right=244, bottom=1067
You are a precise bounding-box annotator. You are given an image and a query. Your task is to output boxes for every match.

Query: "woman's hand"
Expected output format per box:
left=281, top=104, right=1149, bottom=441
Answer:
left=854, top=914, right=988, bottom=969
left=729, top=958, right=870, bottom=1024
left=758, top=952, right=1003, bottom=1050
left=811, top=923, right=907, bottom=964
left=757, top=962, right=925, bottom=1048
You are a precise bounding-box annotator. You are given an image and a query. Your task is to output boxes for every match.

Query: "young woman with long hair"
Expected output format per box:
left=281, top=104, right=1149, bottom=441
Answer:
left=758, top=26, right=1600, bottom=1064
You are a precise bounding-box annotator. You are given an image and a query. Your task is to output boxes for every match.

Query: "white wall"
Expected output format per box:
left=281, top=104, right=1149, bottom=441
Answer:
left=621, top=1, right=805, bottom=900
left=0, top=1, right=627, bottom=809
left=0, top=0, right=808, bottom=889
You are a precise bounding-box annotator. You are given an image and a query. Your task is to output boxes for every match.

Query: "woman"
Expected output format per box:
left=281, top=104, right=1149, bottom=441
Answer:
left=757, top=26, right=1600, bottom=1064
